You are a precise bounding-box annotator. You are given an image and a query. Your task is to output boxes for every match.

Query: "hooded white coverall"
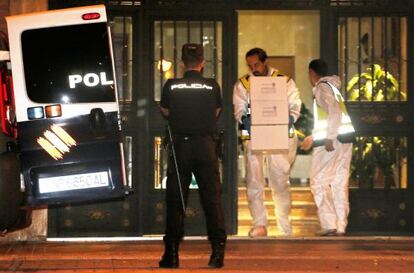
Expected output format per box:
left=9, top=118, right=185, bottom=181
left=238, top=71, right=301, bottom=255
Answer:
left=310, top=75, right=353, bottom=234
left=233, top=67, right=301, bottom=235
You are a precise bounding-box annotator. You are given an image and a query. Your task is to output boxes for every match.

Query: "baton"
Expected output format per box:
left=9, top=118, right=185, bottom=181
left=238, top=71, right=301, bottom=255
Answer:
left=167, top=125, right=186, bottom=214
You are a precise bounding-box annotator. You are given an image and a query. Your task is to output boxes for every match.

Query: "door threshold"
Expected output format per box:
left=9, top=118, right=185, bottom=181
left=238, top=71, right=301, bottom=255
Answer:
left=47, top=235, right=414, bottom=242
left=230, top=235, right=414, bottom=241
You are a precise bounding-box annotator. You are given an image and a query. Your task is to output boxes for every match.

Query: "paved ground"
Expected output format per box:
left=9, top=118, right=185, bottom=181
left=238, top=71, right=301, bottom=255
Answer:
left=1, top=237, right=414, bottom=272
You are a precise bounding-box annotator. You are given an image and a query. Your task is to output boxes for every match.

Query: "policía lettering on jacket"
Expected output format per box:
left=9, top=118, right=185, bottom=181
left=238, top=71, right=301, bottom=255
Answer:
left=171, top=83, right=213, bottom=90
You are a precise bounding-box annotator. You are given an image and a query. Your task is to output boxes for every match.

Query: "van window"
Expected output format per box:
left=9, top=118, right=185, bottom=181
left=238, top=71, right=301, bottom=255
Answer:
left=21, top=22, right=116, bottom=104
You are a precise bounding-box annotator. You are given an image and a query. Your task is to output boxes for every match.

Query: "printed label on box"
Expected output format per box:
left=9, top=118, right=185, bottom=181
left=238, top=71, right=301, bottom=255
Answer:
left=249, top=76, right=288, bottom=101
left=251, top=100, right=288, bottom=125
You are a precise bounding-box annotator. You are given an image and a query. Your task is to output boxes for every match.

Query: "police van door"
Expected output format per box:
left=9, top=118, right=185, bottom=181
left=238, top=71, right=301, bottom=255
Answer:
left=144, top=17, right=238, bottom=235
left=6, top=5, right=127, bottom=206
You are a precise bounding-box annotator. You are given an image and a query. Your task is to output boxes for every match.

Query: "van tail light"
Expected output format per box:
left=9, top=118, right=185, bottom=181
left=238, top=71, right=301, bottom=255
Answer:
left=0, top=64, right=17, bottom=138
left=45, top=104, right=62, bottom=118
left=82, top=13, right=100, bottom=20
left=27, top=106, right=44, bottom=120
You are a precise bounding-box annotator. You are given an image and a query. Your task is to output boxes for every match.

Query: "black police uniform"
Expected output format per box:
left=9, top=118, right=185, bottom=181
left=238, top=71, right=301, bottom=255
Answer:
left=160, top=70, right=226, bottom=243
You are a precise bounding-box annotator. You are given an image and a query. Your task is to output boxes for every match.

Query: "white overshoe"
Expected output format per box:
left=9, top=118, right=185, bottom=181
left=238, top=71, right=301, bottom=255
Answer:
left=248, top=226, right=268, bottom=238
left=316, top=229, right=337, bottom=236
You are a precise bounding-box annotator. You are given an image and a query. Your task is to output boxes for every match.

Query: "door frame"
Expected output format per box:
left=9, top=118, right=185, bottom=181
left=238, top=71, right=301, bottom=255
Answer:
left=139, top=8, right=238, bottom=235
left=325, top=7, right=414, bottom=234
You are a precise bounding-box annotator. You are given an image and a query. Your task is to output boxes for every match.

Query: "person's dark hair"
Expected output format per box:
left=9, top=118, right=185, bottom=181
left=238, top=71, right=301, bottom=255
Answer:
left=245, top=48, right=268, bottom=62
left=309, top=59, right=328, bottom=77
left=181, top=43, right=203, bottom=68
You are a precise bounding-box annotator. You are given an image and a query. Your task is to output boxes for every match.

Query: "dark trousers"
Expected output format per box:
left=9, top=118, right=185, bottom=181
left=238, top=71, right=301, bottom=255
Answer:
left=165, top=135, right=226, bottom=242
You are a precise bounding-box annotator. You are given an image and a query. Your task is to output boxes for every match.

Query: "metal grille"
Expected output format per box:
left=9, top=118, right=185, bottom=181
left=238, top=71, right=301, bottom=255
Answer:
left=235, top=0, right=321, bottom=6
left=153, top=136, right=223, bottom=189
left=153, top=20, right=222, bottom=101
left=49, top=0, right=141, bottom=8
left=338, top=16, right=407, bottom=102
left=331, top=0, right=414, bottom=6
left=150, top=0, right=321, bottom=7
left=49, top=0, right=414, bottom=9
left=108, top=0, right=141, bottom=5
left=109, top=16, right=133, bottom=106
left=147, top=0, right=224, bottom=7
left=350, top=136, right=407, bottom=189
left=153, top=136, right=167, bottom=189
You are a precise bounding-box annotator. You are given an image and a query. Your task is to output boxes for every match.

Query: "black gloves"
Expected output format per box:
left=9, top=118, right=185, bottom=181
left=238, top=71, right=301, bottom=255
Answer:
left=288, top=115, right=294, bottom=128
left=241, top=115, right=251, bottom=135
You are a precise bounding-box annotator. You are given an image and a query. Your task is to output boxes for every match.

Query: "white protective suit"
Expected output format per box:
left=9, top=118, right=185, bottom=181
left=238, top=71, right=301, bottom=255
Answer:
left=309, top=75, right=353, bottom=234
left=233, top=67, right=301, bottom=235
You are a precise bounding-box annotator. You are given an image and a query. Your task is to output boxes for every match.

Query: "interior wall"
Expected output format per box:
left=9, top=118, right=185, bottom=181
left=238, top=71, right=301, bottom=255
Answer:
left=0, top=0, right=9, bottom=34
left=237, top=10, right=320, bottom=110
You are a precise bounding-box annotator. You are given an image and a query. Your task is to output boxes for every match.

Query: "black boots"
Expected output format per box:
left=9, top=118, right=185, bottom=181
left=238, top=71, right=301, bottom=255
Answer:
left=208, top=240, right=225, bottom=268
left=159, top=238, right=225, bottom=268
left=159, top=238, right=179, bottom=268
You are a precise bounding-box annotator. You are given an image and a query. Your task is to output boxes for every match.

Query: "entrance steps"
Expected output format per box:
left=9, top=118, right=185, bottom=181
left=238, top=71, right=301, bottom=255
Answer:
left=237, top=186, right=320, bottom=237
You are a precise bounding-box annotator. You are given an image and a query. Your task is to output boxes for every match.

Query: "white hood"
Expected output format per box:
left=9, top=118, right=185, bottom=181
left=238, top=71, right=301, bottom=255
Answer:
left=318, top=75, right=341, bottom=89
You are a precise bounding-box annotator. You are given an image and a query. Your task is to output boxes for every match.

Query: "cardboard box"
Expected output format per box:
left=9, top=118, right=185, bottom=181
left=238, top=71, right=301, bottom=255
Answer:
left=250, top=76, right=288, bottom=126
left=250, top=125, right=289, bottom=154
left=249, top=76, right=287, bottom=101
left=250, top=100, right=288, bottom=125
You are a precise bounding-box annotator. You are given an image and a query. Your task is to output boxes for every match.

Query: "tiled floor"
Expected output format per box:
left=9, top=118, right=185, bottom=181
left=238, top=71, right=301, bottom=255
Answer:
left=1, top=237, right=414, bottom=272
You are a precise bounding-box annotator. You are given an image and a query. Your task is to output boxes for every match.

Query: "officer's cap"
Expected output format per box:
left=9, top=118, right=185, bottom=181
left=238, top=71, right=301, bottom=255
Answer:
left=182, top=43, right=203, bottom=62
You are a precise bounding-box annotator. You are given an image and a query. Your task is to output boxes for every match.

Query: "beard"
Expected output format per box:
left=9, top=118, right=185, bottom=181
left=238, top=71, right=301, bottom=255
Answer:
left=252, top=67, right=268, bottom=76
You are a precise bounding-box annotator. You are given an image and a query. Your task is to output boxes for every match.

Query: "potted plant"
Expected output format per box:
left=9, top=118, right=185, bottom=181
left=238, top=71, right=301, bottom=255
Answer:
left=346, top=64, right=407, bottom=189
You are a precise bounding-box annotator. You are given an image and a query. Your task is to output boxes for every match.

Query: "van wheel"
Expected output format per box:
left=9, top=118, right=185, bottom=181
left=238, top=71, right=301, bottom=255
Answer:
left=0, top=151, right=30, bottom=233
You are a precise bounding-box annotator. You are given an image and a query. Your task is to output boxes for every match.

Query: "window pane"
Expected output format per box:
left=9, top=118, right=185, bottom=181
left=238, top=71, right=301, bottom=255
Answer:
left=216, top=22, right=223, bottom=87
left=124, top=135, right=133, bottom=188
left=22, top=23, right=115, bottom=103
left=154, top=136, right=167, bottom=189
left=189, top=21, right=201, bottom=44
left=153, top=20, right=222, bottom=102
left=153, top=136, right=199, bottom=189
left=153, top=136, right=222, bottom=190
left=350, top=136, right=407, bottom=189
left=338, top=17, right=407, bottom=102
left=110, top=16, right=133, bottom=103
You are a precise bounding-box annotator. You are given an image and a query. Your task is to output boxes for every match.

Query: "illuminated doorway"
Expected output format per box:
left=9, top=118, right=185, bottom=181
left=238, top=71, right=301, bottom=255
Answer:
left=236, top=10, right=320, bottom=237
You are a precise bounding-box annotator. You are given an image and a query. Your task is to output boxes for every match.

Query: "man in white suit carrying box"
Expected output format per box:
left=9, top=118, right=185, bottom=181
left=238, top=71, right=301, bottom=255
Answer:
left=233, top=48, right=301, bottom=237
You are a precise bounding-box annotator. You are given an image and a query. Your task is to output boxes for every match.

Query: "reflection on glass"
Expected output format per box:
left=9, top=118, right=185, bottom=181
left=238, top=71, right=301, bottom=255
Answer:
left=21, top=23, right=115, bottom=103
left=350, top=136, right=407, bottom=189
left=338, top=17, right=407, bottom=102
left=124, top=136, right=133, bottom=188
left=153, top=20, right=222, bottom=101
left=109, top=16, right=133, bottom=103
left=154, top=136, right=222, bottom=189
left=154, top=136, right=166, bottom=189
left=154, top=136, right=199, bottom=189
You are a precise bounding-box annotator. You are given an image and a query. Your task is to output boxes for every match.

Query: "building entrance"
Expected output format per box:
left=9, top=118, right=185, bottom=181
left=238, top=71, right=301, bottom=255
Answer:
left=44, top=1, right=414, bottom=238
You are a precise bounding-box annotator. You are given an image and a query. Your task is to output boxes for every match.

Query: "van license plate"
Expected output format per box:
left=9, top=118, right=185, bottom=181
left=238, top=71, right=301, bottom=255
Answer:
left=38, top=171, right=109, bottom=194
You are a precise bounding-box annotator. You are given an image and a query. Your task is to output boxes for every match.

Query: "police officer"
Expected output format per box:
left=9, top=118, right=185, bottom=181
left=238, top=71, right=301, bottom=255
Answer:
left=159, top=43, right=226, bottom=268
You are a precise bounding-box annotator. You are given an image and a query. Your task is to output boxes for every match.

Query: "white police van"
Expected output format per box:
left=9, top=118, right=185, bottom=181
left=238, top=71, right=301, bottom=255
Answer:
left=0, top=5, right=127, bottom=209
